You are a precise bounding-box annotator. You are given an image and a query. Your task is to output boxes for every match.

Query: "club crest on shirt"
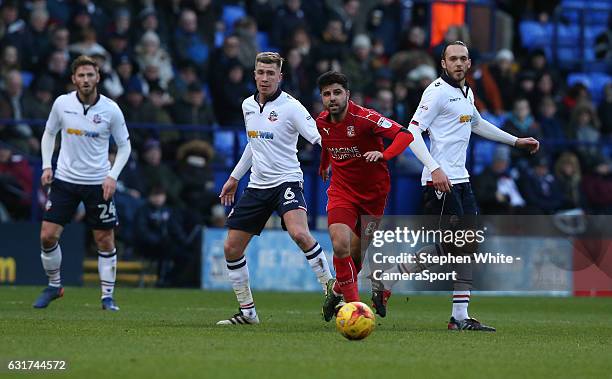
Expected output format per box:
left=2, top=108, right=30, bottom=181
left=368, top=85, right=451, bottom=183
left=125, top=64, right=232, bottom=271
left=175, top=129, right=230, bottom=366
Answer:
left=268, top=111, right=278, bottom=122
left=92, top=114, right=102, bottom=124
left=346, top=125, right=355, bottom=137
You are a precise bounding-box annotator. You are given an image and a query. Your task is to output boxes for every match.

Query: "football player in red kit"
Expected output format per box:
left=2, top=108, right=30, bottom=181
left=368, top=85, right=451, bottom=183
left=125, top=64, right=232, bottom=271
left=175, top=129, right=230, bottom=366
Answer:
left=316, top=71, right=414, bottom=321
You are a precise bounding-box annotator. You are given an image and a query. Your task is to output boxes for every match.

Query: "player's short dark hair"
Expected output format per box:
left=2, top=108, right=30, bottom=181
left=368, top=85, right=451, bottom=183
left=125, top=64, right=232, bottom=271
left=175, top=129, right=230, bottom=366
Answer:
left=317, top=71, right=349, bottom=92
left=441, top=40, right=469, bottom=60
left=70, top=55, right=99, bottom=74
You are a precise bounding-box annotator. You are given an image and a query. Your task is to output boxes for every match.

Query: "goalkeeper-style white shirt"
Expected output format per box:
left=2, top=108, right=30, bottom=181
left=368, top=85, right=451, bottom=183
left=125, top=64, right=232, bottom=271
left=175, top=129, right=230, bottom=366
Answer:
left=241, top=89, right=321, bottom=189
left=44, top=91, right=130, bottom=185
left=410, top=74, right=491, bottom=186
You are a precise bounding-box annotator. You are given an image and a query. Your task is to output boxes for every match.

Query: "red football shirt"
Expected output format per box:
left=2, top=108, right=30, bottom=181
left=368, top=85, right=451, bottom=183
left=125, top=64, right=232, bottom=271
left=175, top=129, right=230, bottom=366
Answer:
left=317, top=100, right=403, bottom=203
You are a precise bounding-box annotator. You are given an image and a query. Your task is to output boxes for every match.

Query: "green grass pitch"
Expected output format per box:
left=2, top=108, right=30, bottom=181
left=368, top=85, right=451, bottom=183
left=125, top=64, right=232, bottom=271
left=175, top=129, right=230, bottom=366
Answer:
left=1, top=287, right=611, bottom=378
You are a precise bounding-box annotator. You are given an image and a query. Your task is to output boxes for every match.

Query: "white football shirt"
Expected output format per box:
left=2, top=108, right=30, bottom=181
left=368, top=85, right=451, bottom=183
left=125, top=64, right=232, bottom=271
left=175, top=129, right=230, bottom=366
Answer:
left=410, top=75, right=488, bottom=185
left=241, top=89, right=320, bottom=189
left=44, top=91, right=130, bottom=185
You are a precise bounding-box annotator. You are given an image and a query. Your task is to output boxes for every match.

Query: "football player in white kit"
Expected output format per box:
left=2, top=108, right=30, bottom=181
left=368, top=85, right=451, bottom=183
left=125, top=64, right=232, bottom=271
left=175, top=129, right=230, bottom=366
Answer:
left=216, top=52, right=333, bottom=325
left=372, top=41, right=539, bottom=331
left=33, top=56, right=131, bottom=311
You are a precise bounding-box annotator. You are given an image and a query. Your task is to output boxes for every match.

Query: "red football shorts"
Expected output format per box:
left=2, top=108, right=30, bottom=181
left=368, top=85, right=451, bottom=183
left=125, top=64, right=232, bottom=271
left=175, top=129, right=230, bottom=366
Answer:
left=326, top=192, right=387, bottom=238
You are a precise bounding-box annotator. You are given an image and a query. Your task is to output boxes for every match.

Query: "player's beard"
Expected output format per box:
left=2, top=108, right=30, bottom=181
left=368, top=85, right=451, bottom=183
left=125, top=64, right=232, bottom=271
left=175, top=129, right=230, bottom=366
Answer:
left=449, top=68, right=467, bottom=82
left=329, top=98, right=348, bottom=118
left=77, top=83, right=96, bottom=99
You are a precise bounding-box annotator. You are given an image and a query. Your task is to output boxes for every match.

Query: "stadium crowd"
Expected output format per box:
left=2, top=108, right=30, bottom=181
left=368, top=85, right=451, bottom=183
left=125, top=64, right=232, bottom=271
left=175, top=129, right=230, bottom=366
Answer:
left=0, top=0, right=610, bottom=282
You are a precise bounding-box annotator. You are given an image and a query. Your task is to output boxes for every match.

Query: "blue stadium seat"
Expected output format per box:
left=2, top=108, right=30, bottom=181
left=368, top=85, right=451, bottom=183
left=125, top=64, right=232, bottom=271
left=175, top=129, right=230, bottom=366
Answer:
left=257, top=31, right=270, bottom=51
left=21, top=71, right=33, bottom=88
left=471, top=140, right=497, bottom=176
left=214, top=131, right=236, bottom=166
left=519, top=21, right=552, bottom=49
left=222, top=5, right=246, bottom=35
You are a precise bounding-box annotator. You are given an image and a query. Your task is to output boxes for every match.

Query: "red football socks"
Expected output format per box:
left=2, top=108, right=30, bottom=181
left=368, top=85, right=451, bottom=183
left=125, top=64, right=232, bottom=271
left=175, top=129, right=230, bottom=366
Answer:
left=333, top=255, right=359, bottom=302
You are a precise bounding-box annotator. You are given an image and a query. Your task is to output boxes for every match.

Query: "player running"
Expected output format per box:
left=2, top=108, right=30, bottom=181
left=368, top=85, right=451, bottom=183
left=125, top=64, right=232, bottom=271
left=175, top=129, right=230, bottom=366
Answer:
left=34, top=55, right=131, bottom=311
left=316, top=71, right=414, bottom=321
left=373, top=41, right=539, bottom=331
left=216, top=52, right=333, bottom=325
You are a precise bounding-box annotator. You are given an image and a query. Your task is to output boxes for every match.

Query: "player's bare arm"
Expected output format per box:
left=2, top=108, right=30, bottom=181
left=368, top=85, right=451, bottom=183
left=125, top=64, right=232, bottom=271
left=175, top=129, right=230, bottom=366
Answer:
left=219, top=177, right=239, bottom=206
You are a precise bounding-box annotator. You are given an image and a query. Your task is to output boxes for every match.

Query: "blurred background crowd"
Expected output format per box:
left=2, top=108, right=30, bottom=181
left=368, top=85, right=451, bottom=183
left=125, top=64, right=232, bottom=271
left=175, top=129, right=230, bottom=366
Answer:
left=0, top=0, right=610, bottom=284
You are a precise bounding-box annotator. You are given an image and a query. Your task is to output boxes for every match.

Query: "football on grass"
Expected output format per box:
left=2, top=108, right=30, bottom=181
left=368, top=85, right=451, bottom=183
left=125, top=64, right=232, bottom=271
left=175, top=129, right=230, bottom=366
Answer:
left=335, top=302, right=376, bottom=340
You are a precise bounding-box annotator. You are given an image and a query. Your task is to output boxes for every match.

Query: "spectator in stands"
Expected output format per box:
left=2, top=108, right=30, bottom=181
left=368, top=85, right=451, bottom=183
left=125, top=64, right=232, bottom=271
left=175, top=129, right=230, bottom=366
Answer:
left=521, top=156, right=563, bottom=214
left=372, top=88, right=394, bottom=118
left=473, top=145, right=525, bottom=214
left=534, top=72, right=557, bottom=108
left=21, top=6, right=50, bottom=71
left=536, top=96, right=566, bottom=150
left=43, top=49, right=70, bottom=97
left=44, top=26, right=71, bottom=69
left=399, top=24, right=428, bottom=51
left=140, top=4, right=173, bottom=51
left=486, top=49, right=516, bottom=111
left=571, top=102, right=602, bottom=167
left=599, top=83, right=612, bottom=136
left=209, top=35, right=244, bottom=118
left=23, top=75, right=55, bottom=125
left=282, top=48, right=310, bottom=104
left=561, top=83, right=590, bottom=119
left=134, top=184, right=188, bottom=286
left=173, top=8, right=209, bottom=66
left=405, top=64, right=437, bottom=116
left=514, top=70, right=538, bottom=112
left=91, top=52, right=123, bottom=99
left=106, top=7, right=131, bottom=38
left=392, top=80, right=409, bottom=125
left=389, top=30, right=435, bottom=81
left=175, top=140, right=217, bottom=225
left=332, top=0, right=360, bottom=42
left=114, top=54, right=136, bottom=92
left=0, top=44, right=19, bottom=79
left=0, top=144, right=32, bottom=220
left=290, top=26, right=312, bottom=58
left=503, top=97, right=542, bottom=165
left=0, top=1, right=25, bottom=45
left=467, top=61, right=504, bottom=115
left=582, top=161, right=612, bottom=214
left=0, top=70, right=38, bottom=154
left=118, top=77, right=154, bottom=147
left=554, top=151, right=584, bottom=211
left=135, top=31, right=174, bottom=90
left=139, top=139, right=183, bottom=208
left=171, top=82, right=216, bottom=136
left=106, top=31, right=131, bottom=66
left=69, top=27, right=110, bottom=62
left=191, top=0, right=220, bottom=46
left=313, top=18, right=349, bottom=62
left=271, top=0, right=307, bottom=51
left=366, top=0, right=403, bottom=56
left=343, top=34, right=375, bottom=94
left=72, top=0, right=109, bottom=37
left=234, top=16, right=259, bottom=70
left=168, top=60, right=198, bottom=101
